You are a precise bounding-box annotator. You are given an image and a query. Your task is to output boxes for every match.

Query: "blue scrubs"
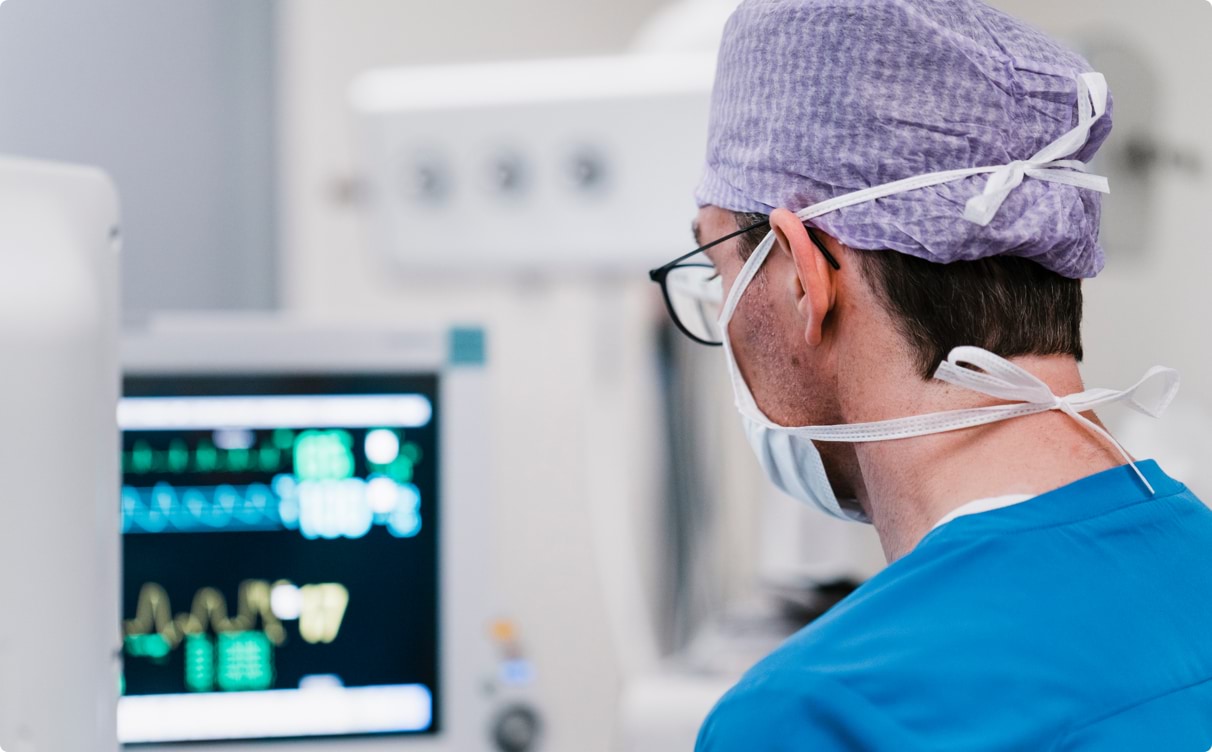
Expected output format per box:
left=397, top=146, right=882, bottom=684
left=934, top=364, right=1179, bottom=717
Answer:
left=696, top=461, right=1212, bottom=751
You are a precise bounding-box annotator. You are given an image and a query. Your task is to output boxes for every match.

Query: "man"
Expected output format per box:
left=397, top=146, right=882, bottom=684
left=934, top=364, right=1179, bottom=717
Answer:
left=647, top=0, right=1212, bottom=749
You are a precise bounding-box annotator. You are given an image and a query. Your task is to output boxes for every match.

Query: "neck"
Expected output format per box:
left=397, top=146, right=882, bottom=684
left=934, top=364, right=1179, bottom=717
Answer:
left=848, top=356, right=1127, bottom=561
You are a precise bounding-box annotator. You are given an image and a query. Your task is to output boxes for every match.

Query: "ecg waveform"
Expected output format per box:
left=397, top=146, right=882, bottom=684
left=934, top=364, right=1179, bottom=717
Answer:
left=124, top=581, right=350, bottom=693
left=125, top=580, right=348, bottom=648
left=125, top=581, right=286, bottom=650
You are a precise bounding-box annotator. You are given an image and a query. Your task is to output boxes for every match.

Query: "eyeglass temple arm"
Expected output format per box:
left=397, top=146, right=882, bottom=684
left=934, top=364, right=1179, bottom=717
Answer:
left=649, top=219, right=841, bottom=277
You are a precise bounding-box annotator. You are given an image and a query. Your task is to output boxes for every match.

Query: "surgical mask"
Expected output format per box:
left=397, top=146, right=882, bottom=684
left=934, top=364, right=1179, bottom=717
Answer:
left=719, top=233, right=1181, bottom=524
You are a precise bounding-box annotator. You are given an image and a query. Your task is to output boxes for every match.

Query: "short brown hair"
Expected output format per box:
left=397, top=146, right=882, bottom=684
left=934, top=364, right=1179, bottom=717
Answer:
left=733, top=212, right=1083, bottom=379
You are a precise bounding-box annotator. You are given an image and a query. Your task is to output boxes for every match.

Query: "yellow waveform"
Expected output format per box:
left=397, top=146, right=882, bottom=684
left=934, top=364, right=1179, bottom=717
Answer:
left=124, top=580, right=286, bottom=648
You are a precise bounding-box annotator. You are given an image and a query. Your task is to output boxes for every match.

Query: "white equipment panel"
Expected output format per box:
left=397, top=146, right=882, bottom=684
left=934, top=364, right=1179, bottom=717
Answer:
left=0, top=156, right=121, bottom=752
left=350, top=53, right=715, bottom=276
left=119, top=317, right=519, bottom=752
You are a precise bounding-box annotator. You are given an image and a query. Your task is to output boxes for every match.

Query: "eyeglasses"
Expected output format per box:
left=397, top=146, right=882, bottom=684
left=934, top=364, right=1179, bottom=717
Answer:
left=648, top=217, right=840, bottom=346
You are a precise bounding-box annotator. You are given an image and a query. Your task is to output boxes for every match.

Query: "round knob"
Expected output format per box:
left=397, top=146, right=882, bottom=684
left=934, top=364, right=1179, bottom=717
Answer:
left=401, top=155, right=450, bottom=204
left=567, top=147, right=608, bottom=193
left=489, top=153, right=527, bottom=195
left=492, top=704, right=541, bottom=752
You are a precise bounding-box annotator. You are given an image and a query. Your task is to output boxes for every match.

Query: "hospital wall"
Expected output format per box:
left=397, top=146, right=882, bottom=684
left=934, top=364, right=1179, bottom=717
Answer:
left=991, top=0, right=1212, bottom=494
left=0, top=0, right=278, bottom=315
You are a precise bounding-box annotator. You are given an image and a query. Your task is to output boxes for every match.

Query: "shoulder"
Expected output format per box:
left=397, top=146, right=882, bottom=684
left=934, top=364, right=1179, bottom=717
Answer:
left=694, top=667, right=915, bottom=752
left=690, top=535, right=1051, bottom=752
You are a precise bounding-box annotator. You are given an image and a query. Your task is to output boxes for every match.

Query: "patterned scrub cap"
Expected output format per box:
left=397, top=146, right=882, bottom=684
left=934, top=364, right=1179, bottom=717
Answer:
left=695, top=0, right=1114, bottom=279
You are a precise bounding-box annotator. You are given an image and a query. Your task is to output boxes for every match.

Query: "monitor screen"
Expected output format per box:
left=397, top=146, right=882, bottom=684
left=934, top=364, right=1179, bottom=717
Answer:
left=117, top=373, right=441, bottom=744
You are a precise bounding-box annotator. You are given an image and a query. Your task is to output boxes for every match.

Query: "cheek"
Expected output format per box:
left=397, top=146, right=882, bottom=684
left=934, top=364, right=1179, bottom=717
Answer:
left=721, top=261, right=765, bottom=346
left=729, top=262, right=792, bottom=350
left=727, top=272, right=830, bottom=426
left=727, top=277, right=786, bottom=407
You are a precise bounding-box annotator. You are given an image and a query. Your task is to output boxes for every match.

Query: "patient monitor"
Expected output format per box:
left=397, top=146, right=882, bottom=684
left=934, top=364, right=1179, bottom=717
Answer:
left=118, top=319, right=519, bottom=751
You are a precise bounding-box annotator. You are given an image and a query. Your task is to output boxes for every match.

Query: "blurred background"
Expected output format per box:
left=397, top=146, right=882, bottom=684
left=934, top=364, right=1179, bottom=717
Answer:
left=0, top=0, right=1208, bottom=750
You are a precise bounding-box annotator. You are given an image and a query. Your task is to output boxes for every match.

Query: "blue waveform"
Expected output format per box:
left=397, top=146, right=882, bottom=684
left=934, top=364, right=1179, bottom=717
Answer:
left=123, top=476, right=422, bottom=539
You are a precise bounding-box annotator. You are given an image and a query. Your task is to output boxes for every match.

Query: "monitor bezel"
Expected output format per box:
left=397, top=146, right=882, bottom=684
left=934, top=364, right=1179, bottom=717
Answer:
left=119, top=318, right=495, bottom=752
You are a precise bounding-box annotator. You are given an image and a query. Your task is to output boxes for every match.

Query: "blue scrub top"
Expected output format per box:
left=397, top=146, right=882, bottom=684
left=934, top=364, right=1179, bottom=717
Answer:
left=696, top=461, right=1212, bottom=751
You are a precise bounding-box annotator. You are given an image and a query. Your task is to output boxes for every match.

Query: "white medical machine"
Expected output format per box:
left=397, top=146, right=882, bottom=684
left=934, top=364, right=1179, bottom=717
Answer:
left=349, top=53, right=716, bottom=275
left=345, top=54, right=724, bottom=752
left=344, top=51, right=885, bottom=752
left=118, top=317, right=535, bottom=752
left=0, top=156, right=121, bottom=752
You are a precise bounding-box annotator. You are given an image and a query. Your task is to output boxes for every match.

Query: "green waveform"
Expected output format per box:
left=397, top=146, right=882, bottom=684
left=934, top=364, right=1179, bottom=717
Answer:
left=124, top=438, right=290, bottom=476
left=124, top=427, right=424, bottom=484
left=126, top=631, right=253, bottom=693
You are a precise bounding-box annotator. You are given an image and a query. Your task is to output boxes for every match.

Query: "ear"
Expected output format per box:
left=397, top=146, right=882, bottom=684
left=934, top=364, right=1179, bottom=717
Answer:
left=770, top=208, right=837, bottom=347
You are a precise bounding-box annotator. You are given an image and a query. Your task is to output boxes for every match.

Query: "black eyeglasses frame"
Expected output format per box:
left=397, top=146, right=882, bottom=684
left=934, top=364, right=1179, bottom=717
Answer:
left=647, top=218, right=841, bottom=346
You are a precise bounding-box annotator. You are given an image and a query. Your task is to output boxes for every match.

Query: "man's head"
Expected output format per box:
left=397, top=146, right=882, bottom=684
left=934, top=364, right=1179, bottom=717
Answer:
left=692, top=0, right=1108, bottom=417
left=696, top=202, right=1085, bottom=502
left=698, top=199, right=1085, bottom=409
left=676, top=0, right=1117, bottom=514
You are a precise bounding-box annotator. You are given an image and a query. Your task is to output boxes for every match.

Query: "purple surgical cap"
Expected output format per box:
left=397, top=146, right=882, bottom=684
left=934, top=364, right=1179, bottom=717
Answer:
left=695, top=0, right=1114, bottom=279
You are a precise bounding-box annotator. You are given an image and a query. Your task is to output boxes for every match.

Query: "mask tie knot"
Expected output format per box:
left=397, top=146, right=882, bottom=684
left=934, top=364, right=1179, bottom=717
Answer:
left=936, top=347, right=1181, bottom=495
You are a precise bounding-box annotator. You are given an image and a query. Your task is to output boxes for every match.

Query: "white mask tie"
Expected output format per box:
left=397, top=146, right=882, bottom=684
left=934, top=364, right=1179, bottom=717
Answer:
left=714, top=71, right=1172, bottom=521
left=932, top=347, right=1179, bottom=494
left=742, top=347, right=1180, bottom=495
